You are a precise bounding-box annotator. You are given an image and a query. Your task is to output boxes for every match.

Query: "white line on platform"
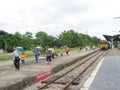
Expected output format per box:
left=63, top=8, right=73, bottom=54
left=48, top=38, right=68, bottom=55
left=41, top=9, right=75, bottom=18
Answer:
left=80, top=58, right=104, bottom=90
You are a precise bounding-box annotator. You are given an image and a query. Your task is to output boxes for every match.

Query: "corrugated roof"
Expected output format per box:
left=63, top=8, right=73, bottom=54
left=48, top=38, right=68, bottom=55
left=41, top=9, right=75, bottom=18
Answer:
left=103, top=34, right=120, bottom=42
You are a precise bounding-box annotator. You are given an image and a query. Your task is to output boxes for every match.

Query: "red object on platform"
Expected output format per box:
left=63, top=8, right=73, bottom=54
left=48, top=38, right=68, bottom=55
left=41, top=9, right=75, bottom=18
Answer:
left=35, top=71, right=51, bottom=83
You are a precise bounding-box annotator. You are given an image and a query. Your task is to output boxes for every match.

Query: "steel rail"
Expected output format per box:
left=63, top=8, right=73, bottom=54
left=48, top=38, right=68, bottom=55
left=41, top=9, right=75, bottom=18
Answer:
left=62, top=51, right=107, bottom=90
left=37, top=51, right=101, bottom=90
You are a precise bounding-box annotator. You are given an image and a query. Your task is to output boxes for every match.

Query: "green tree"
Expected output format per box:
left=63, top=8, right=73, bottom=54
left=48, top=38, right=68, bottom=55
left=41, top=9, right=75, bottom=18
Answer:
left=58, top=30, right=101, bottom=48
left=35, top=31, right=55, bottom=47
left=0, top=30, right=101, bottom=52
left=13, top=31, right=22, bottom=46
left=91, top=36, right=101, bottom=46
left=36, top=31, right=48, bottom=47
left=58, top=30, right=81, bottom=47
left=0, top=30, right=10, bottom=51
left=21, top=32, right=33, bottom=50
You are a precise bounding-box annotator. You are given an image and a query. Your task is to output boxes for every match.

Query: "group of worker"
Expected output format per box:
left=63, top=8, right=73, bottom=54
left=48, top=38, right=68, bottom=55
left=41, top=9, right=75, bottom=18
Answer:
left=12, top=46, right=70, bottom=70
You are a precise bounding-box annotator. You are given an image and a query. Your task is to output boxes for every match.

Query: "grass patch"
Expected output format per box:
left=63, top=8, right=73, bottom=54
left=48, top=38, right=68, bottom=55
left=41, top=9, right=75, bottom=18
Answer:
left=0, top=53, right=12, bottom=61
left=0, top=51, right=34, bottom=62
left=0, top=48, right=78, bottom=62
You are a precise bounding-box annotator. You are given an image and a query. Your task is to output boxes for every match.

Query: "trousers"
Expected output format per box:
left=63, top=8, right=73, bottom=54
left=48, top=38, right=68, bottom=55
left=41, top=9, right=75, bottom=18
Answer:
left=14, top=57, right=20, bottom=70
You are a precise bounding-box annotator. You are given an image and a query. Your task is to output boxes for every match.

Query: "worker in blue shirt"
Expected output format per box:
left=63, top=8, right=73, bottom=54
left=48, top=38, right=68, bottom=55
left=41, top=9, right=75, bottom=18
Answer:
left=33, top=47, right=39, bottom=63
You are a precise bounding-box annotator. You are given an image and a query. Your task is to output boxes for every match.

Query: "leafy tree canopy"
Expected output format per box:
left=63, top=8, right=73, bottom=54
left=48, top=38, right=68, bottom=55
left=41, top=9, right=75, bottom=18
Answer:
left=0, top=30, right=101, bottom=52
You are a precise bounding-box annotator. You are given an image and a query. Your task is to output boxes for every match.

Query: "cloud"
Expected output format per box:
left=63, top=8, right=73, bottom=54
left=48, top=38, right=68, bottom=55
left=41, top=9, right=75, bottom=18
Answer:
left=0, top=0, right=120, bottom=39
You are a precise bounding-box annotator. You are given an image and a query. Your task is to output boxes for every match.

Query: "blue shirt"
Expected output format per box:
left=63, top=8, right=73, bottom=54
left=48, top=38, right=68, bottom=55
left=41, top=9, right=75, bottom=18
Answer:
left=33, top=48, right=39, bottom=55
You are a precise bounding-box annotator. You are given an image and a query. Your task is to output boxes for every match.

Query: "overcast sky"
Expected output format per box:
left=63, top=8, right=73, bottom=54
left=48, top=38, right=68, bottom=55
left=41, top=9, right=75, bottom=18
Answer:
left=0, top=0, right=120, bottom=39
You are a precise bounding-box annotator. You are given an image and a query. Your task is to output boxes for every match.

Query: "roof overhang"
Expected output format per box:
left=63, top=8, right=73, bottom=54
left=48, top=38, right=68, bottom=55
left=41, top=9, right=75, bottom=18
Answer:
left=103, top=34, right=120, bottom=42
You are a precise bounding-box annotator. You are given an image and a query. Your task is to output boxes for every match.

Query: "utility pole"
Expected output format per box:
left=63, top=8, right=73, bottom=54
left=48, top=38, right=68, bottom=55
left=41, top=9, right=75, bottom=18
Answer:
left=113, top=17, right=120, bottom=48
left=111, top=36, right=113, bottom=49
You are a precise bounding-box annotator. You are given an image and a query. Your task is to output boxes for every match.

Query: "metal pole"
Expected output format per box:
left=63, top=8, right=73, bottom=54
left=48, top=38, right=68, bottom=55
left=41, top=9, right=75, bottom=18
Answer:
left=111, top=36, right=113, bottom=49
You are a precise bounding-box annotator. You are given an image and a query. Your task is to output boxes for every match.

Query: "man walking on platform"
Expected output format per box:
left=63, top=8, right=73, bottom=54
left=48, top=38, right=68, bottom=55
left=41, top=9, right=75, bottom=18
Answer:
left=33, top=47, right=39, bottom=63
left=13, top=47, right=20, bottom=70
left=46, top=48, right=52, bottom=65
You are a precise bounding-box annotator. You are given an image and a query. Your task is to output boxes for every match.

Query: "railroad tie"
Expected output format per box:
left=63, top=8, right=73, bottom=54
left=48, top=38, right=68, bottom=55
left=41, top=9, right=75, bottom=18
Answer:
left=41, top=75, right=60, bottom=83
left=72, top=76, right=81, bottom=85
left=55, top=76, right=71, bottom=85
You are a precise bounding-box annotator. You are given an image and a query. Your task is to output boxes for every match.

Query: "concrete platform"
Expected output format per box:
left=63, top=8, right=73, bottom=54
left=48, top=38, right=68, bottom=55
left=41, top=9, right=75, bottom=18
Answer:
left=87, top=49, right=120, bottom=90
left=0, top=50, right=97, bottom=90
left=89, top=56, right=120, bottom=90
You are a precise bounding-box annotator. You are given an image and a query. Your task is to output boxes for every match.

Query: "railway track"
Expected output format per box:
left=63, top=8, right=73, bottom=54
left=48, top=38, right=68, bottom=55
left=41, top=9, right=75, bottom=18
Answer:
left=37, top=50, right=108, bottom=90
